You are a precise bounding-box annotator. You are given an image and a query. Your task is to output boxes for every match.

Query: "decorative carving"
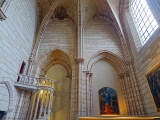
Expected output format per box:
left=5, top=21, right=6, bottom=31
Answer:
left=0, top=0, right=5, bottom=7
left=54, top=6, right=68, bottom=20
left=0, top=0, right=11, bottom=20
left=0, top=9, right=6, bottom=20
left=75, top=58, right=84, bottom=64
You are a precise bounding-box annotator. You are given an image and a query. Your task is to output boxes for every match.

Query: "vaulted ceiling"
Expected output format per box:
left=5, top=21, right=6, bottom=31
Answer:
left=37, top=0, right=122, bottom=26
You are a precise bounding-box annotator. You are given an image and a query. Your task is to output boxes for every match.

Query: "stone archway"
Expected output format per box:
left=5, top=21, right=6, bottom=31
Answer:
left=0, top=81, right=14, bottom=119
left=38, top=49, right=72, bottom=77
left=87, top=50, right=127, bottom=74
left=36, top=49, right=73, bottom=120
left=83, top=50, right=127, bottom=116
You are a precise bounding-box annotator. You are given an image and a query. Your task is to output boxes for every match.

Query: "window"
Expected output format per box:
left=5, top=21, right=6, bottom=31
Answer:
left=17, top=61, right=26, bottom=81
left=130, top=0, right=159, bottom=45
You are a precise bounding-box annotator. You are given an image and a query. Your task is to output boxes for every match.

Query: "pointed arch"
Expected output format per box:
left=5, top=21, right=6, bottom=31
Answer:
left=87, top=50, right=127, bottom=74
left=38, top=49, right=72, bottom=77
left=0, top=81, right=14, bottom=118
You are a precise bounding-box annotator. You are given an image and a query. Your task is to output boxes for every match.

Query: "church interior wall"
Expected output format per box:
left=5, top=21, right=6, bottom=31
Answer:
left=33, top=19, right=76, bottom=76
left=0, top=0, right=160, bottom=119
left=83, top=16, right=124, bottom=64
left=0, top=84, right=9, bottom=119
left=123, top=7, right=160, bottom=116
left=0, top=0, right=37, bottom=119
left=91, top=60, right=127, bottom=116
left=46, top=64, right=71, bottom=120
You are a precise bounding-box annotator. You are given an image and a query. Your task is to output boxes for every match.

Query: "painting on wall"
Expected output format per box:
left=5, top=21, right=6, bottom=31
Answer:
left=99, top=87, right=119, bottom=115
left=146, top=66, right=160, bottom=111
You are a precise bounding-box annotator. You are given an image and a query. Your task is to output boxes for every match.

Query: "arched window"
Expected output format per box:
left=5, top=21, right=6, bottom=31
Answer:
left=130, top=0, right=159, bottom=45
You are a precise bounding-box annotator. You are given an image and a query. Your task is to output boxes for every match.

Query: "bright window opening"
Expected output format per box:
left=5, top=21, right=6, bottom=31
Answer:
left=130, top=0, right=159, bottom=45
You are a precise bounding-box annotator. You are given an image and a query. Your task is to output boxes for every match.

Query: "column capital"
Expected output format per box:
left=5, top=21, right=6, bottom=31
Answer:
left=75, top=58, right=84, bottom=64
left=87, top=73, right=93, bottom=77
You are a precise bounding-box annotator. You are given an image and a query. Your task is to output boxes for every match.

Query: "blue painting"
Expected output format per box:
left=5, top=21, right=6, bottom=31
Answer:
left=146, top=66, right=160, bottom=111
left=99, top=87, right=119, bottom=115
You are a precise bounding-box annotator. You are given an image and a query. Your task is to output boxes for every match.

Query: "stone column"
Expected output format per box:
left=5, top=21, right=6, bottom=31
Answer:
left=119, top=73, right=131, bottom=115
left=76, top=58, right=84, bottom=117
left=44, top=89, right=49, bottom=118
left=26, top=55, right=36, bottom=76
left=48, top=89, right=54, bottom=114
left=126, top=61, right=145, bottom=115
left=125, top=71, right=137, bottom=115
left=33, top=89, right=41, bottom=119
left=14, top=90, right=25, bottom=120
left=88, top=73, right=93, bottom=116
left=38, top=89, right=45, bottom=118
left=27, top=91, right=37, bottom=120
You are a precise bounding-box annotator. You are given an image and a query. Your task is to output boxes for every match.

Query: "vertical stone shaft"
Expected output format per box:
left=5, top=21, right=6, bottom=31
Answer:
left=39, top=89, right=45, bottom=118
left=28, top=91, right=37, bottom=120
left=119, top=74, right=131, bottom=115
left=89, top=73, right=93, bottom=116
left=44, top=90, right=49, bottom=117
left=127, top=62, right=145, bottom=115
left=14, top=90, right=25, bottom=120
left=33, top=89, right=41, bottom=119
left=125, top=72, right=137, bottom=115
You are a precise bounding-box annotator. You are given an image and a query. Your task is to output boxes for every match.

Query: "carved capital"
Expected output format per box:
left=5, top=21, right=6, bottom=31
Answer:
left=88, top=73, right=93, bottom=77
left=75, top=58, right=84, bottom=64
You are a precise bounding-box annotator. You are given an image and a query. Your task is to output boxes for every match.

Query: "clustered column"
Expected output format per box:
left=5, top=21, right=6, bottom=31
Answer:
left=119, top=64, right=145, bottom=116
left=84, top=72, right=93, bottom=116
left=27, top=88, right=54, bottom=120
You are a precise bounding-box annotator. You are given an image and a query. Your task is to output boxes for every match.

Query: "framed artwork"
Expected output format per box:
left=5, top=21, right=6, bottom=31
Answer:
left=146, top=66, right=160, bottom=112
left=99, top=87, right=119, bottom=115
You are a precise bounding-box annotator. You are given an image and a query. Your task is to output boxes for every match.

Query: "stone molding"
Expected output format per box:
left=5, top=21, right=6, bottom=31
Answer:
left=75, top=58, right=84, bottom=64
left=87, top=50, right=127, bottom=74
left=0, top=80, right=14, bottom=118
left=30, top=0, right=59, bottom=58
left=38, top=49, right=72, bottom=77
left=0, top=0, right=11, bottom=20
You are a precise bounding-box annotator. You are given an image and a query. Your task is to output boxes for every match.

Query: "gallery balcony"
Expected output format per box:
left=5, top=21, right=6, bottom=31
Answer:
left=14, top=74, right=55, bottom=91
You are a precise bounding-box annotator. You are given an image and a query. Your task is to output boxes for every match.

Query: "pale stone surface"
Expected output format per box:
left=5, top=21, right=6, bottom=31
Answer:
left=92, top=60, right=127, bottom=116
left=0, top=0, right=37, bottom=119
left=0, top=0, right=160, bottom=119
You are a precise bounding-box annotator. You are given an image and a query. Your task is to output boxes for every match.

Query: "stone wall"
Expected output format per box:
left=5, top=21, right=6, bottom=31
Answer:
left=46, top=64, right=71, bottom=120
left=83, top=16, right=123, bottom=63
left=34, top=19, right=76, bottom=76
left=78, top=16, right=124, bottom=116
left=92, top=60, right=127, bottom=116
left=0, top=0, right=37, bottom=119
left=123, top=8, right=160, bottom=116
left=0, top=84, right=9, bottom=112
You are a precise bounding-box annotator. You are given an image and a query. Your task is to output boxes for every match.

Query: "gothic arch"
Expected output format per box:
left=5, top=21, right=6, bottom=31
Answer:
left=38, top=49, right=72, bottom=77
left=87, top=50, right=127, bottom=74
left=0, top=81, right=14, bottom=118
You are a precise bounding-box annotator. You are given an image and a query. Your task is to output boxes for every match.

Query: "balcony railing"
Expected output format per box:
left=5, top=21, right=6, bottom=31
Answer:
left=14, top=74, right=55, bottom=90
